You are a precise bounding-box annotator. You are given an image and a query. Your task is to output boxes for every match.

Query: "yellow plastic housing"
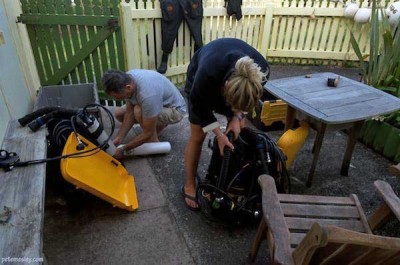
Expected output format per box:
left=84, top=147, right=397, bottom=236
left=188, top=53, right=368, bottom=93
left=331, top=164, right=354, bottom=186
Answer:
left=60, top=133, right=139, bottom=211
left=260, top=100, right=287, bottom=126
left=277, top=121, right=310, bottom=168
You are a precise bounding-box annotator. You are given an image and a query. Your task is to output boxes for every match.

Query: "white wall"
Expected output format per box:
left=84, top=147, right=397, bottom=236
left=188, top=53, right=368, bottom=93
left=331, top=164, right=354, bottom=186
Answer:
left=0, top=1, right=40, bottom=143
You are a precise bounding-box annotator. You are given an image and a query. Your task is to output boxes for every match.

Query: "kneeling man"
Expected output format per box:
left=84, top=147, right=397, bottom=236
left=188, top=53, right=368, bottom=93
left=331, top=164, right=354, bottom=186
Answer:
left=102, top=69, right=187, bottom=159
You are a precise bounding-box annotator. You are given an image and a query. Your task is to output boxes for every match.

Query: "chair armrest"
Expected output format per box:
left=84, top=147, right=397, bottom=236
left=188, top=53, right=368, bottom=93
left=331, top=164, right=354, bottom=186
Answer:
left=374, top=180, right=400, bottom=221
left=369, top=180, right=400, bottom=230
left=293, top=223, right=328, bottom=265
left=258, top=174, right=294, bottom=265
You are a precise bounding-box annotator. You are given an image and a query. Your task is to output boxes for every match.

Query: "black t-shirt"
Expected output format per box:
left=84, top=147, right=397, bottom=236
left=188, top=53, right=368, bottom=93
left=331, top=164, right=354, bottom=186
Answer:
left=184, top=38, right=270, bottom=129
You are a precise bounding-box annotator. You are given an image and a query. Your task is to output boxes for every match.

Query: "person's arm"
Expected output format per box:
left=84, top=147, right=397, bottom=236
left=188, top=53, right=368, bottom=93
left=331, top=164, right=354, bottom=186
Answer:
left=123, top=95, right=161, bottom=151
left=226, top=111, right=246, bottom=139
left=122, top=116, right=158, bottom=151
left=212, top=127, right=234, bottom=156
left=113, top=101, right=135, bottom=146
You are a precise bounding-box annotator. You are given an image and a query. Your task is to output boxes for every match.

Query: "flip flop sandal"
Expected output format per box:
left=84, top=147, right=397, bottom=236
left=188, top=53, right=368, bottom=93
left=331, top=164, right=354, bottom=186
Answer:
left=181, top=185, right=200, bottom=211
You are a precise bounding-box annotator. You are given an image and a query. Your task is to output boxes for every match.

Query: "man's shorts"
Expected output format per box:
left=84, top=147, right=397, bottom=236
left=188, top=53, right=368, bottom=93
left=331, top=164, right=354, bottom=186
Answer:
left=157, top=107, right=185, bottom=126
left=119, top=105, right=185, bottom=126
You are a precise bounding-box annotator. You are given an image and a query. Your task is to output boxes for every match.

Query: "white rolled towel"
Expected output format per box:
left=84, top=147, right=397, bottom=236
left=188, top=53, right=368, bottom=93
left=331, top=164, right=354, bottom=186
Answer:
left=118, top=142, right=171, bottom=156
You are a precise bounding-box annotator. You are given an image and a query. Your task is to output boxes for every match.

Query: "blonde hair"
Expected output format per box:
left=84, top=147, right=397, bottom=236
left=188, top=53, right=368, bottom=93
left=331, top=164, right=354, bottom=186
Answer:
left=224, top=56, right=266, bottom=112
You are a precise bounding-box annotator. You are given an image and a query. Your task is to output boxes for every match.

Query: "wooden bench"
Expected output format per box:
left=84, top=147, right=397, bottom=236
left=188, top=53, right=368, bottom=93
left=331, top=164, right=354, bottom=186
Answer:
left=0, top=120, right=47, bottom=262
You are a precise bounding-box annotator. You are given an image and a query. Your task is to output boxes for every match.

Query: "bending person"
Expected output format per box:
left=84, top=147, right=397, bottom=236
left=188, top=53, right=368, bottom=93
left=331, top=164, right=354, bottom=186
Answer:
left=183, top=38, right=273, bottom=210
left=102, top=69, right=187, bottom=160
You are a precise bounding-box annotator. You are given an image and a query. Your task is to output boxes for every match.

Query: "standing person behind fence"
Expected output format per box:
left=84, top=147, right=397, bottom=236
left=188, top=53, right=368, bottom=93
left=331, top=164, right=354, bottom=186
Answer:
left=182, top=38, right=274, bottom=210
left=102, top=69, right=187, bottom=160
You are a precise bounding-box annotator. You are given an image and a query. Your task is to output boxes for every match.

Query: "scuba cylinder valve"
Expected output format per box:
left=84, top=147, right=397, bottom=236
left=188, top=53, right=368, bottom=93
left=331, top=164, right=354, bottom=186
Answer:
left=77, top=113, right=117, bottom=156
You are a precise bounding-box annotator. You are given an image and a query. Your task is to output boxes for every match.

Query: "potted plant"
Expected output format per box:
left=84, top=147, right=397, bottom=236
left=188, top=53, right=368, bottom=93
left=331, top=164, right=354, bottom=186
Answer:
left=350, top=0, right=400, bottom=162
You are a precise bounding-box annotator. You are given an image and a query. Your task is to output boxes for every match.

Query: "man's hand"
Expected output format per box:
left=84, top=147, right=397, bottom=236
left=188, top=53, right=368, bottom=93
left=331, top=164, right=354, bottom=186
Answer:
left=226, top=118, right=241, bottom=140
left=113, top=148, right=125, bottom=160
left=216, top=133, right=234, bottom=156
left=113, top=136, right=123, bottom=146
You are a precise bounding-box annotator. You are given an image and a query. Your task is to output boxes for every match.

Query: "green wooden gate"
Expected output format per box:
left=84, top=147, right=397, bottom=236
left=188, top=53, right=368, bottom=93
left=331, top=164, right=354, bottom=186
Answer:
left=18, top=0, right=125, bottom=98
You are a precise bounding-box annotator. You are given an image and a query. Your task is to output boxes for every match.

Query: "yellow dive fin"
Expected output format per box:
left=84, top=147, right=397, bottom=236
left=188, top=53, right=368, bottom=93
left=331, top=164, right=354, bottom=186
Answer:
left=277, top=121, right=309, bottom=168
left=60, top=133, right=139, bottom=211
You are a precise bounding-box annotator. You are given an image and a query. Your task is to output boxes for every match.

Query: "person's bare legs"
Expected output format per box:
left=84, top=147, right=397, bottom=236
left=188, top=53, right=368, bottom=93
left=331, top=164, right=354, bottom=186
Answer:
left=388, top=163, right=400, bottom=177
left=132, top=105, right=160, bottom=142
left=184, top=123, right=206, bottom=209
left=114, top=106, right=127, bottom=123
left=156, top=124, right=167, bottom=137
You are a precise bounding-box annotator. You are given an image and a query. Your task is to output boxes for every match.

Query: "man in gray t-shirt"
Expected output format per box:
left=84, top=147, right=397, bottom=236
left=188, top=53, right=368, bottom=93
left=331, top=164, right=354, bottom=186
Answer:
left=102, top=69, right=187, bottom=159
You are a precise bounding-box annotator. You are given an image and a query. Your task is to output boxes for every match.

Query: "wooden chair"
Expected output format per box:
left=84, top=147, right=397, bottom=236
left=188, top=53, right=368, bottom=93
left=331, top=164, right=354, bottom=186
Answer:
left=249, top=175, right=400, bottom=264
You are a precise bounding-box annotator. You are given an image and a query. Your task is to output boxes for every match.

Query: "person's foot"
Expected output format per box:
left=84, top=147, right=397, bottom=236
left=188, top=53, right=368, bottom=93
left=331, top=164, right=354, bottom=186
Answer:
left=182, top=185, right=199, bottom=211
left=388, top=163, right=400, bottom=177
left=157, top=53, right=169, bottom=74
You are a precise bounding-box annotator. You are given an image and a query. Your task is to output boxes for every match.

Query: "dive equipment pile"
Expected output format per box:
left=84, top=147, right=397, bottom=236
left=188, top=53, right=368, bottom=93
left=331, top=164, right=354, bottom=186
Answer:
left=2, top=104, right=138, bottom=211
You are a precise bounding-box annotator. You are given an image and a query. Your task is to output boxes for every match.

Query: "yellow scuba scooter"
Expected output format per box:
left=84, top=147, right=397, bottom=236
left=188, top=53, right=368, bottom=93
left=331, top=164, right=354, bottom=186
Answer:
left=60, top=133, right=138, bottom=212
left=17, top=104, right=138, bottom=211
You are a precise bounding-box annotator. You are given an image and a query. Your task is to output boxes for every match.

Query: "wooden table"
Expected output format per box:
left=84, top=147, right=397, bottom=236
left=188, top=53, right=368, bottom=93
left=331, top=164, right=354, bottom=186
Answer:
left=265, top=72, right=400, bottom=186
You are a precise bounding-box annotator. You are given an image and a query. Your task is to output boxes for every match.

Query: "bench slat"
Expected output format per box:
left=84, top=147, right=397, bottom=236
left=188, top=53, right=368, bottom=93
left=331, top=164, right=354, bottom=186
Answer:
left=0, top=123, right=46, bottom=259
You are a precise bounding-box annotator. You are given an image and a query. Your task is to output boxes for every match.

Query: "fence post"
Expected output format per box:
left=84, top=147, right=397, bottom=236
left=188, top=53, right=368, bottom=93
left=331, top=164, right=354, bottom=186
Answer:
left=120, top=2, right=141, bottom=69
left=259, top=3, right=274, bottom=58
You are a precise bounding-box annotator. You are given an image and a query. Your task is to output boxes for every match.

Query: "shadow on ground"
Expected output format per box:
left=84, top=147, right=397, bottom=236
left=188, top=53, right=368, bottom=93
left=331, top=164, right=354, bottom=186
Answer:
left=43, top=65, right=400, bottom=264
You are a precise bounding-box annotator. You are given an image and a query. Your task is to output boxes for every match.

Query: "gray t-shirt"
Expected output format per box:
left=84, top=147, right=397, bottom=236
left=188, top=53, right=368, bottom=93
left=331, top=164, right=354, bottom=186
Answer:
left=126, top=69, right=187, bottom=119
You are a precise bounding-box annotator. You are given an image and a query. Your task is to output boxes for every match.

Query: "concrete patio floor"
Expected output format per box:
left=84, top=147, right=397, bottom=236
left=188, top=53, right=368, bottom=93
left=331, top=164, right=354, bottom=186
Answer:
left=43, top=65, right=400, bottom=264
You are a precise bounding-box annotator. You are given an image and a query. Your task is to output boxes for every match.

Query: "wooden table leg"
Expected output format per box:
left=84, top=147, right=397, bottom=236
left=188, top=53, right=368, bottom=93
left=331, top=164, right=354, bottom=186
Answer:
left=341, top=120, right=364, bottom=176
left=307, top=123, right=327, bottom=187
left=284, top=106, right=296, bottom=132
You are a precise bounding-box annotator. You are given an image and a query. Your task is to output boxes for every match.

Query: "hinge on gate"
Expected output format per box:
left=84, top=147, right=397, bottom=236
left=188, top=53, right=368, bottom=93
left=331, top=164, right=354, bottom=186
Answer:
left=107, top=18, right=119, bottom=29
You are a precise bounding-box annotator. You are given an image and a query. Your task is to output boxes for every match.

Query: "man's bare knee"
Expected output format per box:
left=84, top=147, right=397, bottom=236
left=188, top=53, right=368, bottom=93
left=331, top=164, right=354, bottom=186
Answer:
left=133, top=105, right=143, bottom=125
left=114, top=107, right=126, bottom=123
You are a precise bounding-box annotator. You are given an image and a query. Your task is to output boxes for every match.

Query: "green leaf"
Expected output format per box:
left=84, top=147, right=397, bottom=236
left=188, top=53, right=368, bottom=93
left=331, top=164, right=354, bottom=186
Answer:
left=384, top=75, right=395, bottom=86
left=378, top=86, right=397, bottom=93
left=349, top=30, right=366, bottom=76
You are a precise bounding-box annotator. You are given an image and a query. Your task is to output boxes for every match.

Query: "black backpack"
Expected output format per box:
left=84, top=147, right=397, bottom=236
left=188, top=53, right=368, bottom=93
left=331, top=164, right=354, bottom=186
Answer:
left=196, top=127, right=290, bottom=225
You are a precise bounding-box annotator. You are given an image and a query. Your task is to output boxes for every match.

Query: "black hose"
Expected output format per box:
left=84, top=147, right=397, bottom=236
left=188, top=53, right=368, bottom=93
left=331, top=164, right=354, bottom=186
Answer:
left=18, top=107, right=77, bottom=126
left=256, top=135, right=269, bottom=174
left=216, top=131, right=234, bottom=191
left=27, top=109, right=76, bottom=132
